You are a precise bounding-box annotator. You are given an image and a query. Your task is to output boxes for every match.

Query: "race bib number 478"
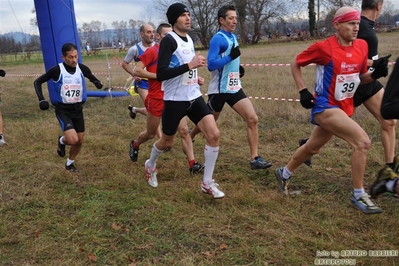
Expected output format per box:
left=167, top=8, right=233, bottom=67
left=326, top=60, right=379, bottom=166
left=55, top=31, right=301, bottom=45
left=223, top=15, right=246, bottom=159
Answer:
left=61, top=84, right=83, bottom=103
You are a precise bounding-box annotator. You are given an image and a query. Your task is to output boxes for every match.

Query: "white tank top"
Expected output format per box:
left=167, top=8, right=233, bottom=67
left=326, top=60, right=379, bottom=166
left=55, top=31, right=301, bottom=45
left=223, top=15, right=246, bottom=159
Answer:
left=57, top=63, right=83, bottom=103
left=162, top=32, right=202, bottom=101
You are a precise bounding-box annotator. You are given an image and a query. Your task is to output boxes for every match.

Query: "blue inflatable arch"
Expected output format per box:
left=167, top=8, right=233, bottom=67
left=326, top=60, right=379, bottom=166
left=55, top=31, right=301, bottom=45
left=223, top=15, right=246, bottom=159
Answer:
left=34, top=0, right=129, bottom=98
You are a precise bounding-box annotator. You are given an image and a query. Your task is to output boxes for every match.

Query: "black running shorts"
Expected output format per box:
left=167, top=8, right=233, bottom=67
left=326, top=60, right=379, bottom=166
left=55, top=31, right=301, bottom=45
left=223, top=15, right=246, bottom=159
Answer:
left=207, top=89, right=247, bottom=113
left=55, top=103, right=85, bottom=133
left=162, top=96, right=212, bottom=136
left=354, top=80, right=383, bottom=107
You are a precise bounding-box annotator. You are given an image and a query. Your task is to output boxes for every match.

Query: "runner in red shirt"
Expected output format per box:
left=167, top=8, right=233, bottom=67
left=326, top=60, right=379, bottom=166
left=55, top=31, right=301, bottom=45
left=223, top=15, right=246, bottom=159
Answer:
left=274, top=6, right=388, bottom=214
left=129, top=22, right=204, bottom=175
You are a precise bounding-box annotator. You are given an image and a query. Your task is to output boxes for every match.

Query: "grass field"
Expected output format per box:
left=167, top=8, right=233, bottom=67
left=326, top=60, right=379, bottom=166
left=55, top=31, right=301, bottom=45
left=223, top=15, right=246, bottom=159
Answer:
left=0, top=32, right=399, bottom=265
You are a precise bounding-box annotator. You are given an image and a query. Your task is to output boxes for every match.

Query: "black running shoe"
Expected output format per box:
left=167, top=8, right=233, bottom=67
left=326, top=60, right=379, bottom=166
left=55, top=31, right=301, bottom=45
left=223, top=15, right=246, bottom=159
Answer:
left=129, top=140, right=139, bottom=162
left=190, top=162, right=205, bottom=174
left=299, top=138, right=312, bottom=167
left=370, top=166, right=398, bottom=199
left=65, top=163, right=78, bottom=172
left=250, top=156, right=272, bottom=170
left=392, top=154, right=399, bottom=173
left=57, top=136, right=66, bottom=157
left=128, top=105, right=136, bottom=119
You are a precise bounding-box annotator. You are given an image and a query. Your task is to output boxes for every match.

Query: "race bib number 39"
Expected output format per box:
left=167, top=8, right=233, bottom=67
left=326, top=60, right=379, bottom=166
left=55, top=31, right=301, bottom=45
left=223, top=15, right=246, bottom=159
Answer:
left=334, top=73, right=360, bottom=101
left=182, top=69, right=198, bottom=85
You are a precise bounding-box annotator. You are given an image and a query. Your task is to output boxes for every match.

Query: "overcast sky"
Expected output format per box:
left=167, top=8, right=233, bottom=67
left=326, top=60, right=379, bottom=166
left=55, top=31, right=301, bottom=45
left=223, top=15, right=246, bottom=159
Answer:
left=0, top=0, right=164, bottom=34
left=1, top=0, right=398, bottom=34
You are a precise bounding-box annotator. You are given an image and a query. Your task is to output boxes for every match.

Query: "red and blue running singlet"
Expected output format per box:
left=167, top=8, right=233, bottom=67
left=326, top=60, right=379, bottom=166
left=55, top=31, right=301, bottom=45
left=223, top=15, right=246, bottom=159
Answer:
left=296, top=35, right=368, bottom=117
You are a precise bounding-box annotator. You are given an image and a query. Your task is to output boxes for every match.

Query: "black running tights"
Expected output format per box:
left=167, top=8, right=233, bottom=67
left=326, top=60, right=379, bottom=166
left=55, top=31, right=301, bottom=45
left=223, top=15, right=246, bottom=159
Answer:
left=381, top=57, right=399, bottom=119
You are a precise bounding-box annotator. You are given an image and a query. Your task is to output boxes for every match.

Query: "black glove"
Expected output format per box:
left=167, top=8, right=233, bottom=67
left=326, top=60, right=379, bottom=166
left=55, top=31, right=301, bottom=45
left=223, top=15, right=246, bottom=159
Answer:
left=39, top=100, right=49, bottom=110
left=371, top=59, right=389, bottom=80
left=239, top=65, right=245, bottom=78
left=299, top=88, right=315, bottom=109
left=93, top=80, right=103, bottom=89
left=0, top=69, right=5, bottom=77
left=229, top=44, right=241, bottom=61
left=372, top=54, right=391, bottom=68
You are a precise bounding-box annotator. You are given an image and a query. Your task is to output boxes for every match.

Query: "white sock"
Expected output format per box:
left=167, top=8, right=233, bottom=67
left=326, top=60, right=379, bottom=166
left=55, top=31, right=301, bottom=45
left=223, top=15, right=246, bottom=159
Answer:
left=59, top=136, right=65, bottom=145
left=203, top=145, right=219, bottom=184
left=132, top=107, right=136, bottom=114
left=354, top=188, right=365, bottom=199
left=282, top=166, right=292, bottom=180
left=386, top=178, right=398, bottom=192
left=148, top=143, right=163, bottom=170
left=67, top=159, right=74, bottom=166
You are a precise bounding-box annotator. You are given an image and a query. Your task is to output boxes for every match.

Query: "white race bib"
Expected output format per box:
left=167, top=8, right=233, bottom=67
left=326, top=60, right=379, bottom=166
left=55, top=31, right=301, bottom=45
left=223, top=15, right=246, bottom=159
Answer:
left=182, top=69, right=198, bottom=85
left=334, top=73, right=360, bottom=101
left=61, top=82, right=83, bottom=103
left=225, top=72, right=240, bottom=92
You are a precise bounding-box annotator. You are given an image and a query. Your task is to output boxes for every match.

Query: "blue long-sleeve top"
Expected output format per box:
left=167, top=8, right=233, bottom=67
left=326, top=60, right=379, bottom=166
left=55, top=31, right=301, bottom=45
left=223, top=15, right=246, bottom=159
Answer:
left=207, top=29, right=237, bottom=71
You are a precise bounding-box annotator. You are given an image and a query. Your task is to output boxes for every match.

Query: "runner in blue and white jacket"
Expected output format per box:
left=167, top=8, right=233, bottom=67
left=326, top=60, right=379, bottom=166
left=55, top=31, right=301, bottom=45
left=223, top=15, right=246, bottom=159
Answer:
left=190, top=4, right=272, bottom=171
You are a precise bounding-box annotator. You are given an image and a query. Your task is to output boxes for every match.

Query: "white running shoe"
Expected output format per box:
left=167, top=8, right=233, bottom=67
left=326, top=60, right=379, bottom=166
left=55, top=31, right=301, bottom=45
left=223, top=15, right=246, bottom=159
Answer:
left=145, top=159, right=158, bottom=188
left=201, top=179, right=225, bottom=199
left=0, top=134, right=6, bottom=146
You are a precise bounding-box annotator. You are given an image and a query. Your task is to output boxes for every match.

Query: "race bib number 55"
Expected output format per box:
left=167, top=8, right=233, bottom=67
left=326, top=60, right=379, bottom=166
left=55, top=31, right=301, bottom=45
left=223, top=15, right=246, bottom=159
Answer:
left=226, top=72, right=240, bottom=92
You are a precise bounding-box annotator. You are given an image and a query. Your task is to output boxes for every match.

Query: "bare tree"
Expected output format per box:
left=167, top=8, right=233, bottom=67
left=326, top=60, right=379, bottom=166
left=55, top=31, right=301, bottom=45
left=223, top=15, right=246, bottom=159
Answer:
left=235, top=0, right=248, bottom=45
left=120, top=20, right=128, bottom=42
left=140, top=6, right=157, bottom=25
left=90, top=21, right=102, bottom=47
left=150, top=0, right=174, bottom=20
left=80, top=22, right=94, bottom=44
left=186, top=0, right=226, bottom=48
left=128, top=19, right=138, bottom=43
left=309, top=0, right=316, bottom=37
left=323, top=0, right=361, bottom=9
left=111, top=21, right=127, bottom=42
left=150, top=0, right=225, bottom=48
left=30, top=8, right=38, bottom=30
left=246, top=0, right=287, bottom=44
left=78, top=20, right=103, bottom=47
left=379, top=0, right=396, bottom=25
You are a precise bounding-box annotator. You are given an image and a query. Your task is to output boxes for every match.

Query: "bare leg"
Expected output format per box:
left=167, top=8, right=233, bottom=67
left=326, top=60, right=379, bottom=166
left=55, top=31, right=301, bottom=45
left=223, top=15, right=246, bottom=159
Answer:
left=135, top=87, right=148, bottom=116
left=363, top=89, right=396, bottom=164
left=63, top=130, right=84, bottom=161
left=177, top=117, right=195, bottom=162
left=314, top=109, right=371, bottom=189
left=231, top=98, right=260, bottom=160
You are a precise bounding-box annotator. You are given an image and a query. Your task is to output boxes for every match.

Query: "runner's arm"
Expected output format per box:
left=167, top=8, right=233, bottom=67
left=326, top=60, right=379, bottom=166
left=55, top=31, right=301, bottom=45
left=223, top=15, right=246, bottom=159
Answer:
left=122, top=46, right=138, bottom=77
left=33, top=66, right=59, bottom=101
left=207, top=34, right=231, bottom=71
left=80, top=64, right=103, bottom=88
left=157, top=35, right=190, bottom=81
left=133, top=61, right=156, bottom=80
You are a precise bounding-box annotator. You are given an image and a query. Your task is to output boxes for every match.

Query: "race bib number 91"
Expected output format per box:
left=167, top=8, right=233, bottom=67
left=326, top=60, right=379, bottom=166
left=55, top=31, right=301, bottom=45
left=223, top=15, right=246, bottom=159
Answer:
left=334, top=73, right=360, bottom=101
left=182, top=69, right=198, bottom=85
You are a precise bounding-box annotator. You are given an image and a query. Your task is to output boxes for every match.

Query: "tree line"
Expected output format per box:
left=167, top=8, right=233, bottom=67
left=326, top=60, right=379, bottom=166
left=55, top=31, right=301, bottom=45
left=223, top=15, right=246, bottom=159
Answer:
left=62, top=0, right=399, bottom=49
left=1, top=0, right=398, bottom=55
